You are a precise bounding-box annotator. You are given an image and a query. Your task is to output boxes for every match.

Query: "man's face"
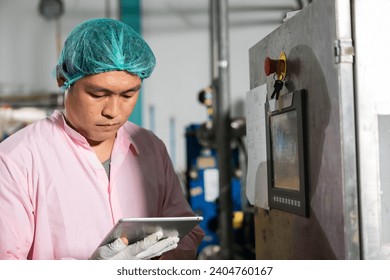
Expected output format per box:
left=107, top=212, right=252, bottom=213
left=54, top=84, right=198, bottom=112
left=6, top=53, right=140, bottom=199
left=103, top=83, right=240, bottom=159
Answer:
left=64, top=71, right=141, bottom=144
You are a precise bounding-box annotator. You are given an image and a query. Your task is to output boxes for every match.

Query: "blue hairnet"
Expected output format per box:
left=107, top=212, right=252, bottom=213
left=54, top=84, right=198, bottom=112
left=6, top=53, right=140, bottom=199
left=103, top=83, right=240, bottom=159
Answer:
left=56, top=18, right=156, bottom=89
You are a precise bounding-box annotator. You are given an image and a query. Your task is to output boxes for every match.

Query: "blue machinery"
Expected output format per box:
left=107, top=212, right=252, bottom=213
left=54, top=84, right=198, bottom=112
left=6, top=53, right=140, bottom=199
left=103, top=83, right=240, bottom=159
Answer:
left=184, top=0, right=254, bottom=259
left=185, top=124, right=255, bottom=259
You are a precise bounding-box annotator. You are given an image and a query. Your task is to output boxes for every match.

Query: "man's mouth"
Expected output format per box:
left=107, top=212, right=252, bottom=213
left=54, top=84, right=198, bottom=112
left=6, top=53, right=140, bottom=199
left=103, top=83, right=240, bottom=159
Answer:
left=97, top=123, right=120, bottom=127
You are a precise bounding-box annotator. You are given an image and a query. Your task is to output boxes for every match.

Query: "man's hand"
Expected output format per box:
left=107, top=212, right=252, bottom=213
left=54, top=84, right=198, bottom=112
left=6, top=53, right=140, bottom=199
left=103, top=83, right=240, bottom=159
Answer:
left=90, top=231, right=179, bottom=260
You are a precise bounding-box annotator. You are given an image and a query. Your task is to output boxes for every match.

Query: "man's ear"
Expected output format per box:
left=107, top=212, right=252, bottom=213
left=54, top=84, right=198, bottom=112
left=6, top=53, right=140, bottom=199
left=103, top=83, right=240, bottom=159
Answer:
left=56, top=65, right=66, bottom=87
left=57, top=75, right=66, bottom=88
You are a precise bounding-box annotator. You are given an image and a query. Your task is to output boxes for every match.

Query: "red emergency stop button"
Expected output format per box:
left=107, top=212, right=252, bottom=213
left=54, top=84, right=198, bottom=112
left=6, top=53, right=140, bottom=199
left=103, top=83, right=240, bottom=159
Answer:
left=264, top=57, right=277, bottom=76
left=264, top=52, right=287, bottom=79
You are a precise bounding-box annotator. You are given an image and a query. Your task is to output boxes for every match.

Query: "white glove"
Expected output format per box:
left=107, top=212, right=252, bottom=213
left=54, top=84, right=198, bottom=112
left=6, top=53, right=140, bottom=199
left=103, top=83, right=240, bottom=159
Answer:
left=90, top=231, right=179, bottom=260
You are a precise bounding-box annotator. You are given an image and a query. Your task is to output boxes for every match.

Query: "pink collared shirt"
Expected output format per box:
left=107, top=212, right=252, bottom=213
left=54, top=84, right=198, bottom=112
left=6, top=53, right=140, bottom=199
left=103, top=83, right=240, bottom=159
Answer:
left=0, top=110, right=204, bottom=259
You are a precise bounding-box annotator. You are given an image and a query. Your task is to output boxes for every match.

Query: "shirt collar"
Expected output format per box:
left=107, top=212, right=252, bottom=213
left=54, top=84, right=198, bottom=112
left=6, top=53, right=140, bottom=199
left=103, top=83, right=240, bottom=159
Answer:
left=116, top=122, right=139, bottom=156
left=51, top=110, right=139, bottom=156
left=51, top=110, right=89, bottom=148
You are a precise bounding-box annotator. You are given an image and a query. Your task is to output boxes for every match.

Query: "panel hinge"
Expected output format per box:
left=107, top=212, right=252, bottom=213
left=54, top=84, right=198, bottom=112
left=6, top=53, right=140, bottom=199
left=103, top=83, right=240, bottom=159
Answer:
left=334, top=39, right=354, bottom=64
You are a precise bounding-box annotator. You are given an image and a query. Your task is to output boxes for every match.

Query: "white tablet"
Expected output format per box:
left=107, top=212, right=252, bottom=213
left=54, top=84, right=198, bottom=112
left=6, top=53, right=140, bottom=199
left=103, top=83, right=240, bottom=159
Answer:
left=99, top=216, right=203, bottom=246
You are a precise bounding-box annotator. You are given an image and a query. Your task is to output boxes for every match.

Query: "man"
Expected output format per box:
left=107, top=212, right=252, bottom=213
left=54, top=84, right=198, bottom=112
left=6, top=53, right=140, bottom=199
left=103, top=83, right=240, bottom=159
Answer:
left=0, top=18, right=204, bottom=260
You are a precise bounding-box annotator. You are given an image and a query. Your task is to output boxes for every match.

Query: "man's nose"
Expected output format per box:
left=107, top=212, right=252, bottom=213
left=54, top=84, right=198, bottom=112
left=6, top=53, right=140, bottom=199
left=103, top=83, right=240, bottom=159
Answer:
left=102, top=96, right=120, bottom=119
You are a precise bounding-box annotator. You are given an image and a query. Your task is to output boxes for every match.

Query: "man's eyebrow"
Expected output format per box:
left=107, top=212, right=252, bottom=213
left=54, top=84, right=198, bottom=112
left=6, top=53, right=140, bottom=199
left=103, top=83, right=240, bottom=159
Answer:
left=123, top=84, right=142, bottom=93
left=84, top=84, right=142, bottom=94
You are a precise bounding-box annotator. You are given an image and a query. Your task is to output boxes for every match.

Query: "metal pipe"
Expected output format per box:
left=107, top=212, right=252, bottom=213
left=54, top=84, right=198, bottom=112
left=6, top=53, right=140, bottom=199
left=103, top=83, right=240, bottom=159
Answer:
left=215, top=0, right=233, bottom=259
left=55, top=19, right=62, bottom=59
left=209, top=0, right=219, bottom=83
left=105, top=0, right=111, bottom=18
left=144, top=5, right=297, bottom=16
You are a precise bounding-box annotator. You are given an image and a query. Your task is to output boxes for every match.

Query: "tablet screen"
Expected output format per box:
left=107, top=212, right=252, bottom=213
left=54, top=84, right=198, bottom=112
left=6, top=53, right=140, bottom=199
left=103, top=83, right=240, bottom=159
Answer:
left=99, top=216, right=203, bottom=246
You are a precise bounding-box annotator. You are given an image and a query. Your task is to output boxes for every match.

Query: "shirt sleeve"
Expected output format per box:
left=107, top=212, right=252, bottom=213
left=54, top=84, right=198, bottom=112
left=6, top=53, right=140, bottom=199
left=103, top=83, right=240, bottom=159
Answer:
left=0, top=152, right=35, bottom=260
left=157, top=143, right=205, bottom=260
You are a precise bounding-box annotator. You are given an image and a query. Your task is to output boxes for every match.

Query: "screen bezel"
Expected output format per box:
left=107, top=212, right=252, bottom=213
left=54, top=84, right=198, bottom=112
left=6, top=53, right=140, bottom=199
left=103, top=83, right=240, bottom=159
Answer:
left=265, top=89, right=308, bottom=217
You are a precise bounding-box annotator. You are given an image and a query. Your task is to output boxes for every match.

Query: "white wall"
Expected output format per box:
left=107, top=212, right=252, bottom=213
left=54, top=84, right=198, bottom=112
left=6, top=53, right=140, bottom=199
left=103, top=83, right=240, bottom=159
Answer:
left=0, top=0, right=298, bottom=171
left=0, top=0, right=118, bottom=95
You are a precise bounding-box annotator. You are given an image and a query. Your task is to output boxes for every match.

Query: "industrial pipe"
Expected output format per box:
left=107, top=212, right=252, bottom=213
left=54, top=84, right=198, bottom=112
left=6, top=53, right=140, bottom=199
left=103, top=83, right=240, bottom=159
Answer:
left=213, top=0, right=234, bottom=259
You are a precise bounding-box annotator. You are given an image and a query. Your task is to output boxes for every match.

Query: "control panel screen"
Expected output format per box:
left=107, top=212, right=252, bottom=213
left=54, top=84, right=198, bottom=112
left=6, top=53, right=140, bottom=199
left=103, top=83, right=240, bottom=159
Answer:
left=270, top=109, right=300, bottom=191
left=265, top=90, right=308, bottom=217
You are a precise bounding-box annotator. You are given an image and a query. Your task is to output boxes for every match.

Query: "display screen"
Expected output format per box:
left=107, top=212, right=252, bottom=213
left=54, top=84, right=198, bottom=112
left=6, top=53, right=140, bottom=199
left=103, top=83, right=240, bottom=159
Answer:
left=266, top=90, right=307, bottom=216
left=270, top=109, right=300, bottom=191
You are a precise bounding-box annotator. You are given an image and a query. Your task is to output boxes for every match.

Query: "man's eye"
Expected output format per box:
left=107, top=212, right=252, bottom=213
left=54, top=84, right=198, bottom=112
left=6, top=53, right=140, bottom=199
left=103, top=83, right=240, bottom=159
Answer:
left=89, top=93, right=104, bottom=98
left=122, top=95, right=133, bottom=99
